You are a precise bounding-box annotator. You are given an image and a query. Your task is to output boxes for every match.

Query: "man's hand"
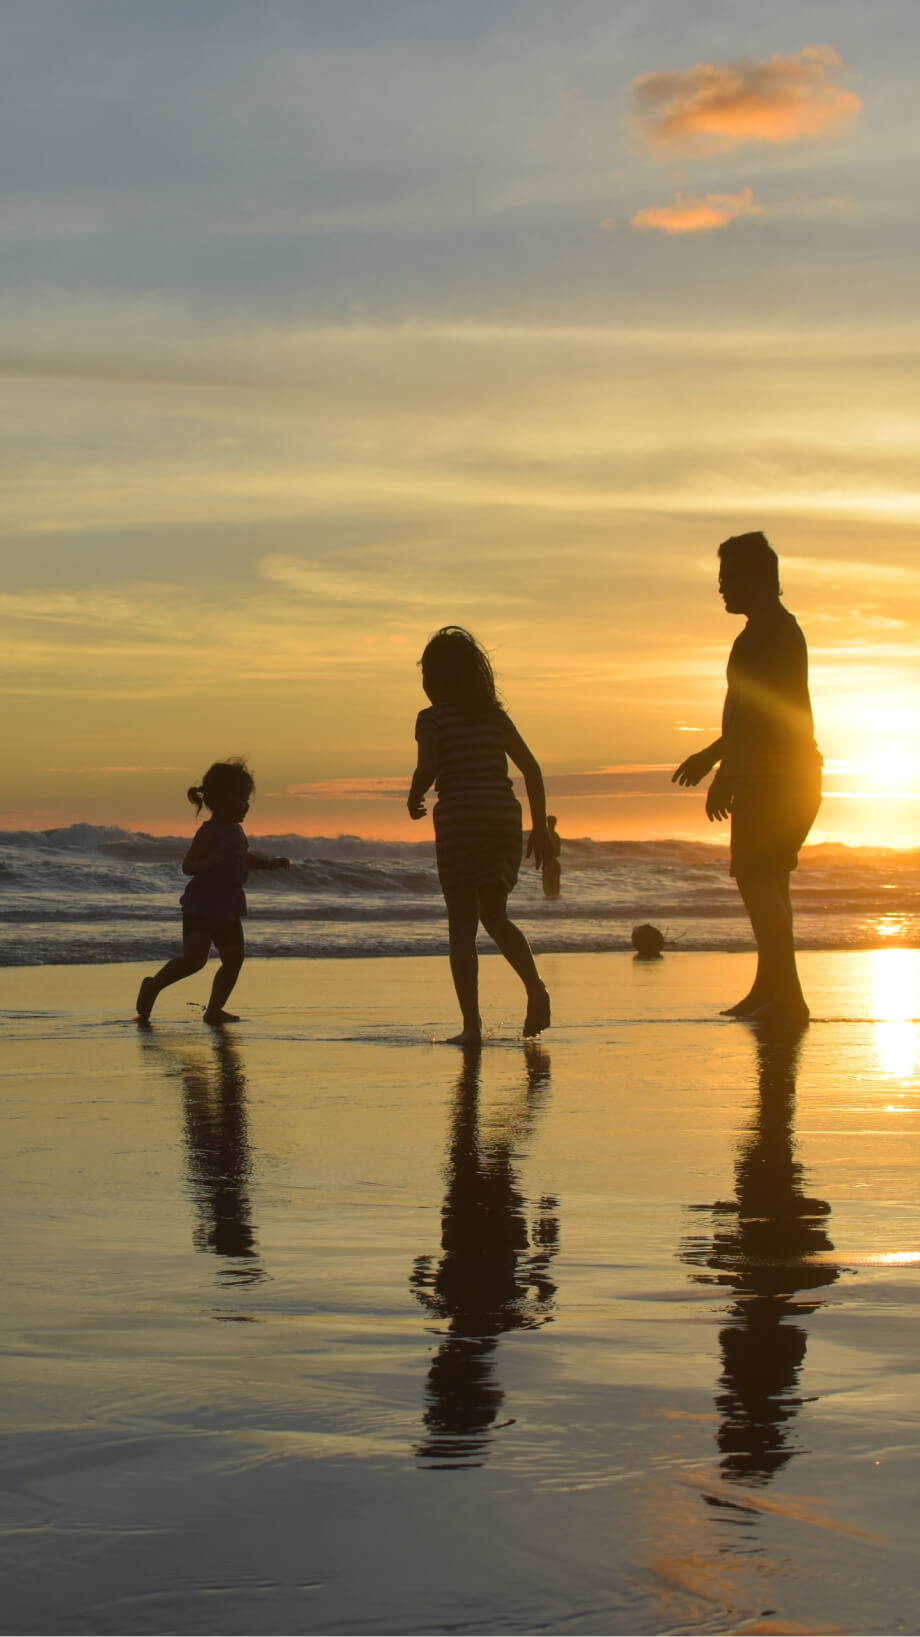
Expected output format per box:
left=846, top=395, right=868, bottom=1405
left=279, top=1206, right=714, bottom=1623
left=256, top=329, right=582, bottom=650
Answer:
left=705, top=770, right=733, bottom=822
left=673, top=749, right=716, bottom=788
left=407, top=795, right=427, bottom=820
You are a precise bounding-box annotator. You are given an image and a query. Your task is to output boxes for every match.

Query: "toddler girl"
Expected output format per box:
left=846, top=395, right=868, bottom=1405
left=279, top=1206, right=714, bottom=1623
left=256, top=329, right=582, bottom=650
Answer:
left=136, top=758, right=289, bottom=1025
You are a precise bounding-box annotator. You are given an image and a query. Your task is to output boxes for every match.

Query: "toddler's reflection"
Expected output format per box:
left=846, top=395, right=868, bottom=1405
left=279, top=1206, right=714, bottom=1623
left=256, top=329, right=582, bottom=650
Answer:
left=411, top=1044, right=559, bottom=1466
left=681, top=1026, right=837, bottom=1485
left=142, top=1030, right=264, bottom=1285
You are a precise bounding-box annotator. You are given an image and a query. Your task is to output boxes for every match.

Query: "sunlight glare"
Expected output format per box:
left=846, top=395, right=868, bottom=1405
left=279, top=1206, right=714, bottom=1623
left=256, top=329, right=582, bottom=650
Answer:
left=871, top=948, right=920, bottom=1079
left=865, top=746, right=919, bottom=789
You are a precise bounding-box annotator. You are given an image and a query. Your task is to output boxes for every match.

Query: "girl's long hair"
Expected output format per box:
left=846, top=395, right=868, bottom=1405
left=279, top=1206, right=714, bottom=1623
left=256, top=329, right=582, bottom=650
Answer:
left=187, top=758, right=255, bottom=817
left=420, top=627, right=500, bottom=718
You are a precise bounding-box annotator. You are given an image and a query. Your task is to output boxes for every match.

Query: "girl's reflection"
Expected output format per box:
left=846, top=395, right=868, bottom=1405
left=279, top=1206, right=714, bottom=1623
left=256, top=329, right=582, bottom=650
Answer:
left=681, top=1026, right=837, bottom=1485
left=142, top=1030, right=264, bottom=1286
left=411, top=1044, right=559, bottom=1467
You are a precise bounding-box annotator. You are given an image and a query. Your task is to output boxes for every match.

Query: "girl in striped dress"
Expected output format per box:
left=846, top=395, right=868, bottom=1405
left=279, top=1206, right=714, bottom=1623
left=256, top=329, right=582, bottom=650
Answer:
left=408, top=627, right=551, bottom=1046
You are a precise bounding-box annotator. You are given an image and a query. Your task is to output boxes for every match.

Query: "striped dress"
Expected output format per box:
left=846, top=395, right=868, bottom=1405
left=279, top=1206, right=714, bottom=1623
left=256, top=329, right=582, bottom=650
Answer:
left=415, top=703, right=523, bottom=893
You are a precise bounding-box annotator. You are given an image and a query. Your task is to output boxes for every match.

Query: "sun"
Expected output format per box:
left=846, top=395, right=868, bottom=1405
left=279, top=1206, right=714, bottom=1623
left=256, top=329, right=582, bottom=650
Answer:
left=865, top=746, right=919, bottom=790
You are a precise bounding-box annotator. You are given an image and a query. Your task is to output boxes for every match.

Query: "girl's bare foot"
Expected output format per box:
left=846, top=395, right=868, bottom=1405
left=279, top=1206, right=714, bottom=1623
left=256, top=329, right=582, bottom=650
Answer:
left=204, top=1009, right=240, bottom=1025
left=523, top=983, right=551, bottom=1037
left=135, top=977, right=157, bottom=1021
left=445, top=1021, right=482, bottom=1047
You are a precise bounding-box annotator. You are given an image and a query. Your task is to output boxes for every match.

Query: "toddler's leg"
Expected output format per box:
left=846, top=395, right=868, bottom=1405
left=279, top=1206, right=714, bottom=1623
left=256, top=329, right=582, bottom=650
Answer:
left=136, top=931, right=211, bottom=1019
left=443, top=886, right=482, bottom=1045
left=479, top=883, right=550, bottom=1036
left=204, top=932, right=245, bottom=1025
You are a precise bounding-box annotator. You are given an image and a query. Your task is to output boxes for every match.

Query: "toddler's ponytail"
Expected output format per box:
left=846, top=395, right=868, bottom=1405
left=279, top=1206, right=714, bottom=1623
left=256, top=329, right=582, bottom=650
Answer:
left=187, top=783, right=205, bottom=816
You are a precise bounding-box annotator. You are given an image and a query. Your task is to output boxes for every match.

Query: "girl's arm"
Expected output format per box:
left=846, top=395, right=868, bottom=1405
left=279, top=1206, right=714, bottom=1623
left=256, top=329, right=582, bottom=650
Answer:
left=408, top=736, right=438, bottom=819
left=502, top=720, right=548, bottom=867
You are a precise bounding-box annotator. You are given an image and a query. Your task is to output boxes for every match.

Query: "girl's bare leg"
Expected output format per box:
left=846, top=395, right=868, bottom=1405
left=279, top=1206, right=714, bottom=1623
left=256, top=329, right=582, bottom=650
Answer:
left=204, top=938, right=245, bottom=1024
left=136, top=932, right=211, bottom=1019
left=479, top=883, right=550, bottom=1036
left=443, top=887, right=482, bottom=1045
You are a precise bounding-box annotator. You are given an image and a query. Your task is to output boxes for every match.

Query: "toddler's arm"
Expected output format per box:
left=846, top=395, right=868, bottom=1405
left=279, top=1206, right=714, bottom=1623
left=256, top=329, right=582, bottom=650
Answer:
left=248, top=852, right=291, bottom=870
left=182, top=828, right=224, bottom=875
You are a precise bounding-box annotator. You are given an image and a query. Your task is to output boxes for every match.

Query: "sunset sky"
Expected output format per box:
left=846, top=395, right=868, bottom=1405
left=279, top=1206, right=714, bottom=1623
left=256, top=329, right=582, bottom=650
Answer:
left=2, top=0, right=919, bottom=845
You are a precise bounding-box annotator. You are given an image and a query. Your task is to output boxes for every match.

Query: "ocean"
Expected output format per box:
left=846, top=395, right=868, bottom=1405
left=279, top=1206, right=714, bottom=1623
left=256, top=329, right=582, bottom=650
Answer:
left=1, top=824, right=918, bottom=966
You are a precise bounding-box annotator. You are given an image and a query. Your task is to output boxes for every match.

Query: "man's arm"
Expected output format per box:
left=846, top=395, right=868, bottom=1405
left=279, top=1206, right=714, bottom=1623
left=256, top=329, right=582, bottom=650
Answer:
left=672, top=738, right=724, bottom=788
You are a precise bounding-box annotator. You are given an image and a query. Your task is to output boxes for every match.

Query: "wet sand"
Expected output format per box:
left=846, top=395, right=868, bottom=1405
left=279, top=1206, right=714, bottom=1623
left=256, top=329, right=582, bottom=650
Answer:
left=2, top=950, right=919, bottom=1636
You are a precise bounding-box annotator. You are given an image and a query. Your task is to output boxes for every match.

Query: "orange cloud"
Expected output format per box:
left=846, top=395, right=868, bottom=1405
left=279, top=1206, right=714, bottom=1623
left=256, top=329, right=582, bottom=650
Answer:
left=631, top=45, right=861, bottom=154
left=632, top=186, right=764, bottom=236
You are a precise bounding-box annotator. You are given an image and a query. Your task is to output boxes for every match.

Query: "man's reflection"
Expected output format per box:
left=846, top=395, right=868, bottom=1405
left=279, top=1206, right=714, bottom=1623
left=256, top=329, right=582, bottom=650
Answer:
left=142, top=1029, right=264, bottom=1286
left=681, top=1025, right=837, bottom=1484
left=411, top=1045, right=559, bottom=1466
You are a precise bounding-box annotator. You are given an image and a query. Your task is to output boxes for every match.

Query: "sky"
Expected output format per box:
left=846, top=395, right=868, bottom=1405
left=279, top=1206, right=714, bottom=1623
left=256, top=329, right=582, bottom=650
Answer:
left=2, top=0, right=919, bottom=845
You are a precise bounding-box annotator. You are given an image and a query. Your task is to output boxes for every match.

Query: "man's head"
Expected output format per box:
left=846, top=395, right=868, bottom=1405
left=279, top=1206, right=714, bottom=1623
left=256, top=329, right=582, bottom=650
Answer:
left=717, top=531, right=780, bottom=614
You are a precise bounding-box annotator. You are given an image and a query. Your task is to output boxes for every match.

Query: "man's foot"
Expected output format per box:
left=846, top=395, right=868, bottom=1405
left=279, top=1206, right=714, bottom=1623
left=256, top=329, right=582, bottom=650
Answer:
left=204, top=1009, right=240, bottom=1025
left=136, top=977, right=157, bottom=1021
left=721, top=989, right=769, bottom=1017
left=745, top=997, right=810, bottom=1030
left=523, top=983, right=551, bottom=1037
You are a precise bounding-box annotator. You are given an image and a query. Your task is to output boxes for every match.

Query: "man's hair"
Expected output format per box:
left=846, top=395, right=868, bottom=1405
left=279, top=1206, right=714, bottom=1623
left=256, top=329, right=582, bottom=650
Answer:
left=718, top=531, right=780, bottom=595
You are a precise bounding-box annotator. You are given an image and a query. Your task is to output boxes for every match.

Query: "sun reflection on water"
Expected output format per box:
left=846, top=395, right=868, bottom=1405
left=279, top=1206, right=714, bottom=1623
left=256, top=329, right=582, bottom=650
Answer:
left=871, top=947, right=920, bottom=1080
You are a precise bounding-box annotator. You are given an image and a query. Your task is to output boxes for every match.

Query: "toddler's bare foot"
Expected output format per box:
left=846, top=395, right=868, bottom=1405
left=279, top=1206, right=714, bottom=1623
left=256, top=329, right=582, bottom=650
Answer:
left=135, top=977, right=157, bottom=1021
left=204, top=1009, right=240, bottom=1025
left=523, top=983, right=551, bottom=1038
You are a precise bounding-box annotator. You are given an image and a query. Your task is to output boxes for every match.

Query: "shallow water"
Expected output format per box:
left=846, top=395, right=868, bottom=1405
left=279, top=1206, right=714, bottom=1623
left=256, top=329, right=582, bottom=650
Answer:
left=2, top=952, right=919, bottom=1634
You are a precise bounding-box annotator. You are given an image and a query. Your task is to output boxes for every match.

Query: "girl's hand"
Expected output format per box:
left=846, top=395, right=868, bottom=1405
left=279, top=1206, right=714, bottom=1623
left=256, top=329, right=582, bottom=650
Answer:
left=526, top=825, right=547, bottom=869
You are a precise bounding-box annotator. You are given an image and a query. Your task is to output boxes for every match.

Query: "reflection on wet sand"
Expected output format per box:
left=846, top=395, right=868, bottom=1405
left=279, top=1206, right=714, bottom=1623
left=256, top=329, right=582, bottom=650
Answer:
left=411, top=1044, right=558, bottom=1467
left=681, top=1026, right=838, bottom=1486
left=143, top=1030, right=264, bottom=1286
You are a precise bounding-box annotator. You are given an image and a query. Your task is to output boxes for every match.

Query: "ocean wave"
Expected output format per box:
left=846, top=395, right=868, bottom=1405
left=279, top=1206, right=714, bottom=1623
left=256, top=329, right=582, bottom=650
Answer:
left=1, top=824, right=918, bottom=965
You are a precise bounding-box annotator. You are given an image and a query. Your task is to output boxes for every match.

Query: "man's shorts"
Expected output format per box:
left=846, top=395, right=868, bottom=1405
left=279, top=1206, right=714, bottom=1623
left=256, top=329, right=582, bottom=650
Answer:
left=730, top=765, right=822, bottom=879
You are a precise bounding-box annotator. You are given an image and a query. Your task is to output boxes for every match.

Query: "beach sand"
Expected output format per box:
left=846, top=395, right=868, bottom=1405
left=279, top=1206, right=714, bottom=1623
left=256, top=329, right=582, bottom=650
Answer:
left=2, top=950, right=919, bottom=1636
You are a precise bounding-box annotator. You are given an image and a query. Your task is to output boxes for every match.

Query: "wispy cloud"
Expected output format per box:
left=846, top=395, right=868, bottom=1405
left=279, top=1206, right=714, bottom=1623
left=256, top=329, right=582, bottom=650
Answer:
left=632, top=186, right=764, bottom=236
left=286, top=778, right=408, bottom=801
left=630, top=46, right=861, bottom=155
left=784, top=556, right=920, bottom=586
